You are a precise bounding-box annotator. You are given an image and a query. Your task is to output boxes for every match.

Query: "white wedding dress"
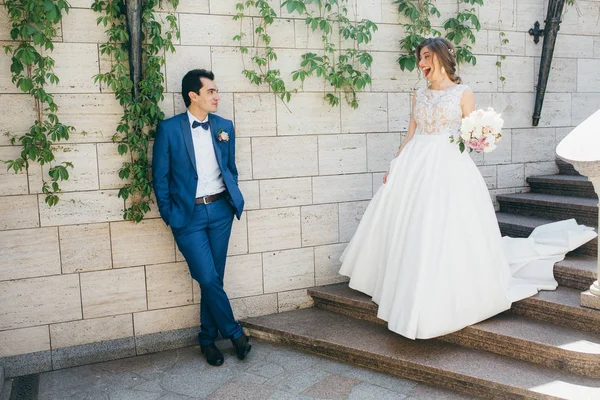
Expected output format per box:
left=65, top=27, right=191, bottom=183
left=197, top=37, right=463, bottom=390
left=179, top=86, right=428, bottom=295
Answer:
left=339, top=84, right=597, bottom=340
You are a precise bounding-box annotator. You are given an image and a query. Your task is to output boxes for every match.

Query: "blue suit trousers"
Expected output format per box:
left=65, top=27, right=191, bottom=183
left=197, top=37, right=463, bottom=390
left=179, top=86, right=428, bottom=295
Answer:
left=171, top=197, right=243, bottom=345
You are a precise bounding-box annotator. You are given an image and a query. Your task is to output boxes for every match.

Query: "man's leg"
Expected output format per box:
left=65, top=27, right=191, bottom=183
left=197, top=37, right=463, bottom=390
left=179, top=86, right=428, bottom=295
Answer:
left=205, top=199, right=242, bottom=340
left=173, top=206, right=240, bottom=345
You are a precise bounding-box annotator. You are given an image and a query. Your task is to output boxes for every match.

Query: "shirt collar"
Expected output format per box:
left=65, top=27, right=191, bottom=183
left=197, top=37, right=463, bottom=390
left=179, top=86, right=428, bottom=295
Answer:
left=187, top=110, right=209, bottom=127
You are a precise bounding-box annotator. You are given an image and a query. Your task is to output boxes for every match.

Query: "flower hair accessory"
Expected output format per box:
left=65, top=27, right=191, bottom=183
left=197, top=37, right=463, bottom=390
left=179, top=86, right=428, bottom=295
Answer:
left=217, top=129, right=229, bottom=142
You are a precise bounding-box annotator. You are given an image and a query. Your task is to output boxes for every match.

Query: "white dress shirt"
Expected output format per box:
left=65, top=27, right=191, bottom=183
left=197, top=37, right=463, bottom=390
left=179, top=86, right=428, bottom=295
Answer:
left=187, top=111, right=226, bottom=198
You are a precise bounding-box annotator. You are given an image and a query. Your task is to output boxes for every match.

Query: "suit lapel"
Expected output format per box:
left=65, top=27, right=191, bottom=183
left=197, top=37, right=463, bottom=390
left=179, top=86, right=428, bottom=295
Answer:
left=208, top=114, right=225, bottom=172
left=180, top=113, right=196, bottom=170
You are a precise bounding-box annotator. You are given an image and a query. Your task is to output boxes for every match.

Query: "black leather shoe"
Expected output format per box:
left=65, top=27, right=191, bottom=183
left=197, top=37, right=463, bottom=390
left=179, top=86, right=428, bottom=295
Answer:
left=231, top=334, right=252, bottom=360
left=200, top=343, right=224, bottom=366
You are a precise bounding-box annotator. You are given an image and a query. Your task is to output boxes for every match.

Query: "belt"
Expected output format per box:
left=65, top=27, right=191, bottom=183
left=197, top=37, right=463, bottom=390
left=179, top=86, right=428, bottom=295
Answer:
left=195, top=191, right=226, bottom=205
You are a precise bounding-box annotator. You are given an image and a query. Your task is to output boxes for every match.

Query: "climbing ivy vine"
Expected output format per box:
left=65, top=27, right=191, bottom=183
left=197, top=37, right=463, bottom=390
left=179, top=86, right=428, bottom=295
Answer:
left=92, top=0, right=179, bottom=222
left=2, top=0, right=75, bottom=206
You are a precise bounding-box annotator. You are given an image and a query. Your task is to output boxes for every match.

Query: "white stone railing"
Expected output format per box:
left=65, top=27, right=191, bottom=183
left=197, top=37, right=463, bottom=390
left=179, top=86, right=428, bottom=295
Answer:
left=557, top=108, right=600, bottom=310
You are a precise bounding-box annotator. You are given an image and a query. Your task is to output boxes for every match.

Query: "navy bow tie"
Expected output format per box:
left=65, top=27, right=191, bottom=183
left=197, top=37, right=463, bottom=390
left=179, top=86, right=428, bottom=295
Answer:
left=192, top=120, right=210, bottom=130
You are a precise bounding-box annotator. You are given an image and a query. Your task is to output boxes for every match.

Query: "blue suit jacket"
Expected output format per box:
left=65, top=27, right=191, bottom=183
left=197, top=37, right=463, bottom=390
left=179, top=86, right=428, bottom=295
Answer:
left=152, top=112, right=244, bottom=228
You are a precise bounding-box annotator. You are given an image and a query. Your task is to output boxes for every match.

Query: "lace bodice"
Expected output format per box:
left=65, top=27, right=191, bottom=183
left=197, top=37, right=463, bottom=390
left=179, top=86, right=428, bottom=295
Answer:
left=414, top=84, right=469, bottom=136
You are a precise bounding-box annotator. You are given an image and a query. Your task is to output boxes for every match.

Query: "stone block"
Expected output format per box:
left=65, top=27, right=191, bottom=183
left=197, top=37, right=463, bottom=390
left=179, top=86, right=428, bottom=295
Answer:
left=341, top=93, right=388, bottom=133
left=572, top=94, right=600, bottom=126
left=97, top=142, right=130, bottom=190
left=295, top=19, right=340, bottom=49
left=231, top=294, right=278, bottom=320
left=276, top=93, right=341, bottom=135
left=224, top=253, right=263, bottom=299
left=39, top=190, right=123, bottom=226
left=381, top=0, right=400, bottom=23
left=460, top=55, right=498, bottom=93
left=301, top=204, right=339, bottom=247
left=524, top=161, right=559, bottom=177
left=534, top=57, right=576, bottom=93
left=515, top=0, right=543, bottom=32
left=50, top=314, right=133, bottom=349
left=581, top=290, right=600, bottom=311
left=0, top=326, right=50, bottom=358
left=497, top=163, right=525, bottom=188
left=278, top=289, right=314, bottom=313
left=28, top=144, right=99, bottom=193
left=165, top=46, right=212, bottom=94
left=0, top=95, right=35, bottom=145
left=478, top=165, right=497, bottom=190
left=578, top=59, right=600, bottom=93
left=0, top=227, right=60, bottom=281
left=229, top=214, right=249, bottom=256
left=233, top=93, right=277, bottom=137
left=269, top=48, right=325, bottom=92
left=160, top=93, right=176, bottom=120
left=483, top=129, right=512, bottom=165
left=339, top=200, right=370, bottom=242
left=59, top=223, right=112, bottom=274
left=0, top=146, right=28, bottom=195
left=367, top=133, right=401, bottom=172
left=537, top=93, right=571, bottom=128
left=0, top=195, right=39, bottom=230
left=53, top=94, right=123, bottom=143
left=315, top=243, right=349, bottom=286
left=252, top=136, right=318, bottom=179
left=318, top=134, right=367, bottom=175
left=560, top=2, right=600, bottom=36
left=0, top=45, right=18, bottom=94
left=51, top=337, right=136, bottom=370
left=370, top=51, right=420, bottom=92
left=0, top=274, right=81, bottom=330
left=239, top=180, right=260, bottom=210
left=252, top=17, right=294, bottom=48
left=361, top=23, right=403, bottom=52
left=471, top=29, right=489, bottom=55
left=169, top=0, right=209, bottom=13
left=47, top=43, right=99, bottom=93
left=61, top=8, right=107, bottom=43
left=180, top=14, right=252, bottom=46
left=210, top=0, right=279, bottom=16
left=348, top=0, right=382, bottom=23
left=236, top=137, right=253, bottom=181
left=135, top=327, right=196, bottom=356
left=512, top=128, right=557, bottom=163
left=81, top=267, right=147, bottom=319
left=373, top=171, right=386, bottom=194
left=0, top=7, right=12, bottom=41
left=477, top=0, right=516, bottom=31
left=110, top=219, right=175, bottom=268
left=313, top=174, right=372, bottom=204
left=133, top=304, right=199, bottom=336
left=388, top=93, right=411, bottom=132
left=595, top=37, right=600, bottom=58
left=247, top=207, right=301, bottom=253
left=146, top=262, right=193, bottom=310
left=263, top=248, right=314, bottom=293
left=552, top=35, right=594, bottom=59
left=260, top=177, right=312, bottom=208
left=492, top=93, right=535, bottom=129
left=498, top=56, right=534, bottom=93
left=210, top=47, right=270, bottom=93
left=555, top=127, right=572, bottom=145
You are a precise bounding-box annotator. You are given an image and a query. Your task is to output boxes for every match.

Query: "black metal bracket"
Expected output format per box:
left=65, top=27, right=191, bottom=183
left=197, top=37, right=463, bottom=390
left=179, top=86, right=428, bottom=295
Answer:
left=529, top=21, right=544, bottom=44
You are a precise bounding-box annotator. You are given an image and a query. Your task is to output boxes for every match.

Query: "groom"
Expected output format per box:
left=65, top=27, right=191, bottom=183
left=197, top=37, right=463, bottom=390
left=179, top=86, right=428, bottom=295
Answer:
left=152, top=69, right=250, bottom=366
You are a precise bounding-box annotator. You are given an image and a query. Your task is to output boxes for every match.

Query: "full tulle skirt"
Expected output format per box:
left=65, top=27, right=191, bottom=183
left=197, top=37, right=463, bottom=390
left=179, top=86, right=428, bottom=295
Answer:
left=339, top=134, right=596, bottom=340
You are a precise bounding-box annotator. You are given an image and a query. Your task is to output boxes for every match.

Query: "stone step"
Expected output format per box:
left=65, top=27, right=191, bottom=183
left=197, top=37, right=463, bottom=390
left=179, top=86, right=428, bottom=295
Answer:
left=496, top=212, right=598, bottom=259
left=497, top=193, right=598, bottom=226
left=527, top=175, right=597, bottom=199
left=556, top=158, right=581, bottom=176
left=511, top=286, right=600, bottom=335
left=242, top=308, right=600, bottom=399
left=308, top=284, right=600, bottom=378
left=553, top=255, right=598, bottom=291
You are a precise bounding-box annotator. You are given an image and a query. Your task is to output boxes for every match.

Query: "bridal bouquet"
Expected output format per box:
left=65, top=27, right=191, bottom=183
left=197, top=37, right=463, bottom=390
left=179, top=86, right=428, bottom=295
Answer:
left=450, top=107, right=504, bottom=153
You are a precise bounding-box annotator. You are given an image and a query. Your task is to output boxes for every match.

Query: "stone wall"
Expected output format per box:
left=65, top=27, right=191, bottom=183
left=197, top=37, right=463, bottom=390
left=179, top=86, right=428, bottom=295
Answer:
left=1, top=0, right=599, bottom=376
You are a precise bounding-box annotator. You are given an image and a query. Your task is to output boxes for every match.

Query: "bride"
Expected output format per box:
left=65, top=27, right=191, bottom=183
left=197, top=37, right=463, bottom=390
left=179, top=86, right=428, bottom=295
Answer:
left=338, top=37, right=596, bottom=340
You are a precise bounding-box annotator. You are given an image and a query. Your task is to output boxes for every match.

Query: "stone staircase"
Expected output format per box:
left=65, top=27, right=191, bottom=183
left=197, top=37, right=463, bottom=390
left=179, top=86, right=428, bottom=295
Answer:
left=242, top=159, right=600, bottom=399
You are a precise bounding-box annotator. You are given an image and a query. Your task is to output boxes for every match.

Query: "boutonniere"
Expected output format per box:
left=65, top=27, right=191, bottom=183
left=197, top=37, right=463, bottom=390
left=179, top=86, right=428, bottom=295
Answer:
left=217, top=129, right=229, bottom=142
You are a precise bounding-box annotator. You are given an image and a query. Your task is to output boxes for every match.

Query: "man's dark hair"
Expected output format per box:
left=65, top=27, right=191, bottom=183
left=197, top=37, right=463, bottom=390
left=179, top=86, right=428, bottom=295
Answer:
left=181, top=69, right=215, bottom=107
